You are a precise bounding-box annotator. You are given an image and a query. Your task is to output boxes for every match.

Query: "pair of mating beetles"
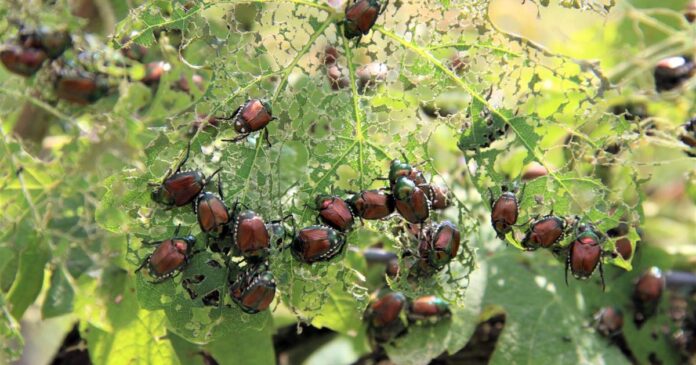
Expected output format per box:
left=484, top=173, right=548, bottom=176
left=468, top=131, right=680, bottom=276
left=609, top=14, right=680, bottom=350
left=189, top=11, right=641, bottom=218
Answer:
left=365, top=290, right=451, bottom=345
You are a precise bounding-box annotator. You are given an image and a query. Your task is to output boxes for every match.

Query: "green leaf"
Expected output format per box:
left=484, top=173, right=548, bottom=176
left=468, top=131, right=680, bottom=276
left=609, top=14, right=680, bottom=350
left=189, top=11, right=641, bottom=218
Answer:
left=41, top=268, right=75, bottom=319
left=84, top=309, right=179, bottom=365
left=6, top=235, right=49, bottom=319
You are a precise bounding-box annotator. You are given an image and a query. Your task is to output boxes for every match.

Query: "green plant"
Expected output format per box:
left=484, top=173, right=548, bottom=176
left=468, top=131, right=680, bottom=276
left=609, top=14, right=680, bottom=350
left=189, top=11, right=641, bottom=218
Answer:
left=0, top=0, right=694, bottom=364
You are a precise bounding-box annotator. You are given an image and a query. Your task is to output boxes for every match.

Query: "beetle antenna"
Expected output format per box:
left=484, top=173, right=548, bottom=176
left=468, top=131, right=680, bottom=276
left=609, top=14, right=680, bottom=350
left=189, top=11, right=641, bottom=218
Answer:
left=564, top=255, right=570, bottom=287
left=174, top=224, right=182, bottom=236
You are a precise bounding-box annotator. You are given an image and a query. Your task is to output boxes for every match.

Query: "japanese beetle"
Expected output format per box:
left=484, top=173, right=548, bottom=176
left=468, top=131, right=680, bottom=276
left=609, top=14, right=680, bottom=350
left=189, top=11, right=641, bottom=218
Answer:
left=424, top=184, right=451, bottom=210
left=140, top=61, right=171, bottom=86
left=407, top=295, right=451, bottom=322
left=489, top=184, right=523, bottom=240
left=195, top=170, right=230, bottom=237
left=229, top=263, right=276, bottom=314
left=195, top=193, right=230, bottom=237
left=594, top=306, right=624, bottom=338
left=565, top=223, right=605, bottom=290
left=418, top=221, right=460, bottom=270
left=348, top=190, right=395, bottom=220
left=229, top=207, right=271, bottom=258
left=521, top=215, right=566, bottom=251
left=393, top=177, right=430, bottom=224
left=291, top=225, right=346, bottom=264
left=221, top=99, right=276, bottom=146
left=364, top=290, right=408, bottom=344
left=633, top=267, right=664, bottom=327
left=19, top=27, right=72, bottom=59
left=315, top=195, right=355, bottom=232
left=615, top=237, right=632, bottom=260
left=135, top=226, right=196, bottom=283
left=53, top=67, right=109, bottom=105
left=654, top=56, right=695, bottom=92
left=150, top=144, right=221, bottom=208
left=344, top=0, right=385, bottom=40
left=388, top=159, right=426, bottom=188
left=0, top=45, right=47, bottom=76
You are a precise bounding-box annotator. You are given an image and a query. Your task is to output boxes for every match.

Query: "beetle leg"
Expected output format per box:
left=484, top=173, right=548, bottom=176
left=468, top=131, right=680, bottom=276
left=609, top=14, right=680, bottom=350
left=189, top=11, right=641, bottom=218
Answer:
left=217, top=173, right=224, bottom=200
left=599, top=260, right=606, bottom=292
left=208, top=167, right=223, bottom=185
left=564, top=252, right=570, bottom=287
left=221, top=133, right=250, bottom=143
left=380, top=0, right=389, bottom=15
left=174, top=141, right=192, bottom=174
left=263, top=129, right=272, bottom=147
left=519, top=182, right=527, bottom=202
left=135, top=256, right=150, bottom=273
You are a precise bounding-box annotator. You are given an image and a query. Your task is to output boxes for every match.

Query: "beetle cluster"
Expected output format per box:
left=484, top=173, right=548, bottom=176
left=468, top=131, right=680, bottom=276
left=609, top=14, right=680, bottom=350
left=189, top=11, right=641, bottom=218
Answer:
left=489, top=183, right=637, bottom=290
left=138, top=142, right=292, bottom=314
left=364, top=290, right=451, bottom=346
left=295, top=158, right=460, bottom=277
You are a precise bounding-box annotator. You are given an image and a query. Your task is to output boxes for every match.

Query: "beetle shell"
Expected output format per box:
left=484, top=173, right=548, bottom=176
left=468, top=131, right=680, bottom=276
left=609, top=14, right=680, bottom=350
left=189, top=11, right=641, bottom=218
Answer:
left=594, top=306, right=624, bottom=337
left=425, top=185, right=451, bottom=210
left=0, top=45, right=47, bottom=76
left=365, top=291, right=407, bottom=344
left=348, top=190, right=395, bottom=219
left=633, top=267, right=664, bottom=327
left=344, top=0, right=382, bottom=39
left=229, top=266, right=276, bottom=314
left=615, top=237, right=632, bottom=260
left=394, top=177, right=430, bottom=224
left=234, top=99, right=274, bottom=134
left=233, top=210, right=271, bottom=258
left=316, top=195, right=355, bottom=231
left=407, top=295, right=451, bottom=322
left=291, top=226, right=346, bottom=263
left=654, top=56, right=695, bottom=92
left=634, top=267, right=664, bottom=303
left=418, top=221, right=460, bottom=270
left=521, top=215, right=565, bottom=250
left=195, top=193, right=230, bottom=236
left=54, top=70, right=109, bottom=104
left=142, top=236, right=196, bottom=281
left=491, top=191, right=518, bottom=239
left=152, top=170, right=205, bottom=207
left=569, top=226, right=602, bottom=279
